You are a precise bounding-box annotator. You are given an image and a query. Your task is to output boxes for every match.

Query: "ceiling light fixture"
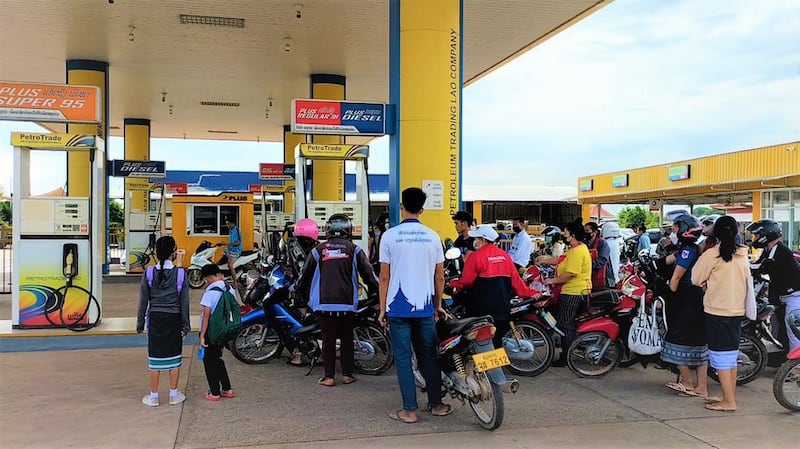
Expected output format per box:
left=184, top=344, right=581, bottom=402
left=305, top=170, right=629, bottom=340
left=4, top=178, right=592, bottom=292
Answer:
left=295, top=3, right=303, bottom=19
left=208, top=130, right=239, bottom=134
left=161, top=90, right=167, bottom=103
left=168, top=104, right=174, bottom=115
left=128, top=25, right=135, bottom=42
left=200, top=101, right=240, bottom=107
left=284, top=37, right=291, bottom=53
left=268, top=97, right=273, bottom=108
left=179, top=14, right=245, bottom=28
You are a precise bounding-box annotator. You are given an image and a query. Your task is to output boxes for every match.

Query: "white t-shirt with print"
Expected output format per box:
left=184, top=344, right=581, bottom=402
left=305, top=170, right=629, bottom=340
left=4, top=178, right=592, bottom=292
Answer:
left=379, top=219, right=444, bottom=318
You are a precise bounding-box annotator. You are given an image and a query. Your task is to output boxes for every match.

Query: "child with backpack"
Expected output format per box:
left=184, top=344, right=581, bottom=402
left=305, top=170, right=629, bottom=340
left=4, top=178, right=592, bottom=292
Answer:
left=198, top=264, right=239, bottom=401
left=136, top=236, right=190, bottom=407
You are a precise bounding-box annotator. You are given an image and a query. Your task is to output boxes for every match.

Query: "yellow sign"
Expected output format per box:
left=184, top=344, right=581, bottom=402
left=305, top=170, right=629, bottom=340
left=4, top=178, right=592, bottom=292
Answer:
left=297, top=143, right=369, bottom=160
left=11, top=132, right=96, bottom=149
left=0, top=82, right=101, bottom=123
left=260, top=180, right=296, bottom=194
left=126, top=180, right=153, bottom=190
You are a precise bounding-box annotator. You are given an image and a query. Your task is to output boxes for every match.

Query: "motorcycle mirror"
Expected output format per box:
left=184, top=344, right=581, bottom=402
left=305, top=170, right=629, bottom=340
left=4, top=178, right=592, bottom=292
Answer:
left=445, top=247, right=462, bottom=260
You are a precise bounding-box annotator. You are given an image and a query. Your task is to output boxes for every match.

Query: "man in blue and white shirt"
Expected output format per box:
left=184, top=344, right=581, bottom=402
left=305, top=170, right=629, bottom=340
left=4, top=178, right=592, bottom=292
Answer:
left=508, top=217, right=532, bottom=270
left=378, top=187, right=451, bottom=423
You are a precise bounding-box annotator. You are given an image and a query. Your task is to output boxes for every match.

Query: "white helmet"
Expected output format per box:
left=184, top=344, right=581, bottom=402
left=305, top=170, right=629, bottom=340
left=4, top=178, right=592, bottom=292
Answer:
left=601, top=221, right=621, bottom=239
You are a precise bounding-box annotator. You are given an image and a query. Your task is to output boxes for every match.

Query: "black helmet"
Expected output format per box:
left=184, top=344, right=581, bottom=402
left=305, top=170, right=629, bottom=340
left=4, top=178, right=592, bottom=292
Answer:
left=745, top=219, right=782, bottom=248
left=326, top=213, right=352, bottom=239
left=672, top=214, right=702, bottom=243
left=542, top=226, right=561, bottom=237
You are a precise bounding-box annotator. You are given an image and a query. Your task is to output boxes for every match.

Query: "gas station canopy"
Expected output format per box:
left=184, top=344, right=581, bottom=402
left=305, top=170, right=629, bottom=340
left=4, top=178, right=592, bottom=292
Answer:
left=0, top=0, right=609, bottom=142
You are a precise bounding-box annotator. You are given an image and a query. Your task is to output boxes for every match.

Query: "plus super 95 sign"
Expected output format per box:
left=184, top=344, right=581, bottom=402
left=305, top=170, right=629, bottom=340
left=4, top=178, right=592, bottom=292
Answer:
left=292, top=99, right=386, bottom=135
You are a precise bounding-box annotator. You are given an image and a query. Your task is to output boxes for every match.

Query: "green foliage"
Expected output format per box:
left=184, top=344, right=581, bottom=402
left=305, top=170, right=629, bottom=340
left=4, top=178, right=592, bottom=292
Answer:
left=693, top=206, right=725, bottom=217
left=109, top=199, right=124, bottom=226
left=618, top=206, right=660, bottom=229
left=0, top=201, right=10, bottom=225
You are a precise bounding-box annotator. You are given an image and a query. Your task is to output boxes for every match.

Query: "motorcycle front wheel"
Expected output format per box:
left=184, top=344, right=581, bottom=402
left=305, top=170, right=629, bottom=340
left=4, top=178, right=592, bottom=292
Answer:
left=353, top=321, right=394, bottom=375
left=465, top=359, right=504, bottom=431
left=708, top=332, right=767, bottom=386
left=229, top=323, right=283, bottom=364
left=503, top=320, right=554, bottom=377
left=567, top=331, right=620, bottom=378
left=772, top=358, right=800, bottom=412
left=187, top=268, right=204, bottom=289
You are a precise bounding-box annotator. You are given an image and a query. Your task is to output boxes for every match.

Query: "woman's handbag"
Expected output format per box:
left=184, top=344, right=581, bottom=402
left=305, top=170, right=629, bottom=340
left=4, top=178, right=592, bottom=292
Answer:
left=745, top=275, right=757, bottom=321
left=628, top=294, right=667, bottom=356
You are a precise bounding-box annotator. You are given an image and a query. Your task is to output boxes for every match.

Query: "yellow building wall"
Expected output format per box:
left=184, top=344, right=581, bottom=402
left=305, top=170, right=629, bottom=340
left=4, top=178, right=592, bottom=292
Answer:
left=171, top=193, right=254, bottom=258
left=578, top=142, right=800, bottom=203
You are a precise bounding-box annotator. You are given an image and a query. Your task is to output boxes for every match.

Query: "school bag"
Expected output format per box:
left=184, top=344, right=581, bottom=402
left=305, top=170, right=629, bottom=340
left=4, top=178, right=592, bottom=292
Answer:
left=207, top=286, right=242, bottom=344
left=146, top=266, right=185, bottom=293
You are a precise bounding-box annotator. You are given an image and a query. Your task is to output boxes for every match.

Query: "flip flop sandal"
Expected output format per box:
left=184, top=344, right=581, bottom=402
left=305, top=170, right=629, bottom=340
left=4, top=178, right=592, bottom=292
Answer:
left=389, top=410, right=418, bottom=424
left=705, top=403, right=736, bottom=412
left=203, top=392, right=221, bottom=402
left=318, top=377, right=336, bottom=387
left=431, top=403, right=454, bottom=417
left=665, top=382, right=697, bottom=396
left=342, top=375, right=357, bottom=385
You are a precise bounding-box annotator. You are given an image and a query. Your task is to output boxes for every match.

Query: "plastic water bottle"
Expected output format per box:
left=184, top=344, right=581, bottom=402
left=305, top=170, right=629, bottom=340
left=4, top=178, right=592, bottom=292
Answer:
left=198, top=346, right=205, bottom=360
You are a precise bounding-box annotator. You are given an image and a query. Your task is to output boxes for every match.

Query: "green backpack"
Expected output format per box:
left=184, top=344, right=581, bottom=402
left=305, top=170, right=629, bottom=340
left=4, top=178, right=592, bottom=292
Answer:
left=207, top=286, right=242, bottom=345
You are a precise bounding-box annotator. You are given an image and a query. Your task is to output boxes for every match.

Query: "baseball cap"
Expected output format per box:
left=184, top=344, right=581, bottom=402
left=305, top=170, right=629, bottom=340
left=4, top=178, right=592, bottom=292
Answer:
left=469, top=225, right=499, bottom=242
left=452, top=211, right=473, bottom=223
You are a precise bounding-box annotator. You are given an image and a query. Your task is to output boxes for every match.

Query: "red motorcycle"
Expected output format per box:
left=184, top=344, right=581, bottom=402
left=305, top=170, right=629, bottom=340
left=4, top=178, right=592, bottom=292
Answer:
left=772, top=315, right=800, bottom=412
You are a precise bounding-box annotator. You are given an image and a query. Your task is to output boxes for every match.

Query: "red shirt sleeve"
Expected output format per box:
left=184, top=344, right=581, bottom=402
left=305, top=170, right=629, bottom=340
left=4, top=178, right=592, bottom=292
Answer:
left=509, top=259, right=538, bottom=297
left=451, top=249, right=483, bottom=289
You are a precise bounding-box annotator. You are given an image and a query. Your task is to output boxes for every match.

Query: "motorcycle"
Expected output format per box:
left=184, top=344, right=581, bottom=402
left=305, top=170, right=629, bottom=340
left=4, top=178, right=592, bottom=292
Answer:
left=444, top=248, right=559, bottom=378
left=229, top=264, right=393, bottom=376
left=187, top=240, right=261, bottom=296
left=412, top=314, right=518, bottom=430
left=772, top=313, right=800, bottom=412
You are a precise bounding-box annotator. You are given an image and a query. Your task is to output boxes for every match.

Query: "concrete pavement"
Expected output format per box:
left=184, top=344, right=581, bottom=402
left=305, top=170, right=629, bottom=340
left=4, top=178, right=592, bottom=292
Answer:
left=1, top=344, right=796, bottom=449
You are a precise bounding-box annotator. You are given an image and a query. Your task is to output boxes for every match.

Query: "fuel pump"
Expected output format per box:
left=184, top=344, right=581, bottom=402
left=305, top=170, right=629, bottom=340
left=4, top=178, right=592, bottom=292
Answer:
left=260, top=188, right=294, bottom=256
left=11, top=133, right=104, bottom=330
left=294, top=143, right=370, bottom=250
left=125, top=182, right=166, bottom=273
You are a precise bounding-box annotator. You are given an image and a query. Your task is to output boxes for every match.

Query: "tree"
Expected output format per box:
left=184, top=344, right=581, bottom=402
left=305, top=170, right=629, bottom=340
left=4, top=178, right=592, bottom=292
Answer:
left=618, top=206, right=660, bottom=229
left=693, top=206, right=725, bottom=217
left=0, top=201, right=10, bottom=225
left=109, top=199, right=124, bottom=226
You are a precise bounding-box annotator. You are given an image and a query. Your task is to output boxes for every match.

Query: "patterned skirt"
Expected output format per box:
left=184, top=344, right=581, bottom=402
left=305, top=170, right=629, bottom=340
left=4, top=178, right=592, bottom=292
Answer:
left=660, top=341, right=708, bottom=367
left=147, top=311, right=183, bottom=371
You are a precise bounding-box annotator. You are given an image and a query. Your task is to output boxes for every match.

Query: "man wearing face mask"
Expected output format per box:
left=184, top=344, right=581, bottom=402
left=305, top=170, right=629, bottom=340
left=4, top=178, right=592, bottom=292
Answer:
left=508, top=217, right=533, bottom=271
left=449, top=225, right=542, bottom=348
left=584, top=222, right=615, bottom=289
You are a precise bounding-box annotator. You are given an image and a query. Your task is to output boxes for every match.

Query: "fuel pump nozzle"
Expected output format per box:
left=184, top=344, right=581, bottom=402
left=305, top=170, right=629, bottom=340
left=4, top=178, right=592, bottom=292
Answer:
left=62, top=243, right=79, bottom=285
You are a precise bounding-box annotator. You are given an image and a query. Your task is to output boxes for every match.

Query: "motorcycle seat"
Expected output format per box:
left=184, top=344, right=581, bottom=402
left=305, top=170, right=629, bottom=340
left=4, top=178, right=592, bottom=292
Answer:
left=440, top=315, right=494, bottom=336
left=589, top=289, right=621, bottom=306
left=294, top=323, right=318, bottom=337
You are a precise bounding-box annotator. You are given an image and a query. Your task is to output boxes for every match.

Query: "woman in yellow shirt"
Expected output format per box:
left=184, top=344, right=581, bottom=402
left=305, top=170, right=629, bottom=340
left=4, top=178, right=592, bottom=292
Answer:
left=536, top=219, right=592, bottom=366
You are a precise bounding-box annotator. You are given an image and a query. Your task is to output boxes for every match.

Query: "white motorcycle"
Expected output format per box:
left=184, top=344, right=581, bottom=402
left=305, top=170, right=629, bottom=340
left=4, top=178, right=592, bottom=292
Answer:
left=187, top=240, right=260, bottom=296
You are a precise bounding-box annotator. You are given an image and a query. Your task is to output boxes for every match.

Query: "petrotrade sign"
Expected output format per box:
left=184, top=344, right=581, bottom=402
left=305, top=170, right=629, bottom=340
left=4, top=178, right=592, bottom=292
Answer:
left=297, top=143, right=369, bottom=160
left=0, top=82, right=101, bottom=123
left=668, top=164, right=691, bottom=181
left=110, top=160, right=166, bottom=179
left=11, top=132, right=95, bottom=148
left=291, top=99, right=386, bottom=135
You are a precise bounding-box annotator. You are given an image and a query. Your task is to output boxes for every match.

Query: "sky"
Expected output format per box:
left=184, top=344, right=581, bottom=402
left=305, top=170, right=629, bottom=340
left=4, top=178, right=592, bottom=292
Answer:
left=1, top=0, right=798, bottom=200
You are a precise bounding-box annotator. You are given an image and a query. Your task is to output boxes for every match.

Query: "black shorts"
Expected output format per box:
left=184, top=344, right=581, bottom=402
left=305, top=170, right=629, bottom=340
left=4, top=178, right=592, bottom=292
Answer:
left=705, top=314, right=743, bottom=352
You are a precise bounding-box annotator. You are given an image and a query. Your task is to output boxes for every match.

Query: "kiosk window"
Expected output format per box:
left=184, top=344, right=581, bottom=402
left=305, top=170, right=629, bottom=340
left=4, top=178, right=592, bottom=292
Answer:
left=191, top=205, right=240, bottom=235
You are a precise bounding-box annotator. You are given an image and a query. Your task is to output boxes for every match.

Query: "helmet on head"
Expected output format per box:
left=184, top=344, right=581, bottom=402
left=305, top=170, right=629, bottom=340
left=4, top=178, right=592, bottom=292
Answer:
left=326, top=214, right=353, bottom=239
left=294, top=218, right=319, bottom=241
left=601, top=221, right=621, bottom=238
left=745, top=219, right=782, bottom=248
left=702, top=214, right=722, bottom=236
left=672, top=214, right=702, bottom=242
left=542, top=226, right=561, bottom=237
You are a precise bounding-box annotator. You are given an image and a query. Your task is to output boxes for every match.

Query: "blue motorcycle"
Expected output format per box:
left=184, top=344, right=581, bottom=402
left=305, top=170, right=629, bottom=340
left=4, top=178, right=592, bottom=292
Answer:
left=229, top=264, right=393, bottom=376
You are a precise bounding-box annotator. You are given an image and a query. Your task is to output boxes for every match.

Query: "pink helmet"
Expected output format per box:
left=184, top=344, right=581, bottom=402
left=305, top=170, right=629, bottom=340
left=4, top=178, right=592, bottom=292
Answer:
left=294, top=218, right=319, bottom=241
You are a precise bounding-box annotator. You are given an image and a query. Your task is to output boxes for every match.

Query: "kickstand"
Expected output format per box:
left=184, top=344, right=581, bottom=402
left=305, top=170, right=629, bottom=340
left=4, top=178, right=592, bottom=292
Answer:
left=305, top=357, right=318, bottom=376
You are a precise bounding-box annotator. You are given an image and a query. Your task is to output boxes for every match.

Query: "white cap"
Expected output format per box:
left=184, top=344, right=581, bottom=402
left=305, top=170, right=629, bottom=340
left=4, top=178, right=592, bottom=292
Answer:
left=469, top=225, right=499, bottom=242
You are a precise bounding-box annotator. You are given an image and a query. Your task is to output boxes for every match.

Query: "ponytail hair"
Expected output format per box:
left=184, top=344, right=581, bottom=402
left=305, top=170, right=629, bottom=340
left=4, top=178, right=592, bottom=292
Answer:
left=713, top=216, right=740, bottom=262
left=154, top=236, right=177, bottom=285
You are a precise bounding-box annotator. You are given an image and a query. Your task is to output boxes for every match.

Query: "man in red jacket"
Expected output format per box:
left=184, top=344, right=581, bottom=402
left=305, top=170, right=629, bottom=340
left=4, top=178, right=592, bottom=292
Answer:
left=449, top=225, right=542, bottom=348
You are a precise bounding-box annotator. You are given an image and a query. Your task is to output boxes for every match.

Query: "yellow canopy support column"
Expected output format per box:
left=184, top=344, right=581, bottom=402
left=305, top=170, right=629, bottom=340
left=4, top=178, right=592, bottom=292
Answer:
left=310, top=74, right=345, bottom=201
left=389, top=0, right=462, bottom=238
left=283, top=125, right=306, bottom=212
left=67, top=59, right=109, bottom=272
left=752, top=191, right=761, bottom=221
left=581, top=203, right=593, bottom=224
left=124, top=119, right=150, bottom=213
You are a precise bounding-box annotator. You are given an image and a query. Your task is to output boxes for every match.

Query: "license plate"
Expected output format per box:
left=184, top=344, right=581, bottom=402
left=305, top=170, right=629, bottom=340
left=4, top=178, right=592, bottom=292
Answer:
left=542, top=311, right=558, bottom=328
left=472, top=348, right=510, bottom=373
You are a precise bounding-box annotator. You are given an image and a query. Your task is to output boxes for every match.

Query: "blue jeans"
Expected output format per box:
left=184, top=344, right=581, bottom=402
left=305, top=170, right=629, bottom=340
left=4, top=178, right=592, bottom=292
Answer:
left=388, top=316, right=442, bottom=411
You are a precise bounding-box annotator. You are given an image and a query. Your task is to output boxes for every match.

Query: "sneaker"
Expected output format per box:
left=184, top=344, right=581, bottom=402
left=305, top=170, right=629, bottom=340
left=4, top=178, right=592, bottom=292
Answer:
left=169, top=392, right=186, bottom=405
left=142, top=395, right=159, bottom=407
